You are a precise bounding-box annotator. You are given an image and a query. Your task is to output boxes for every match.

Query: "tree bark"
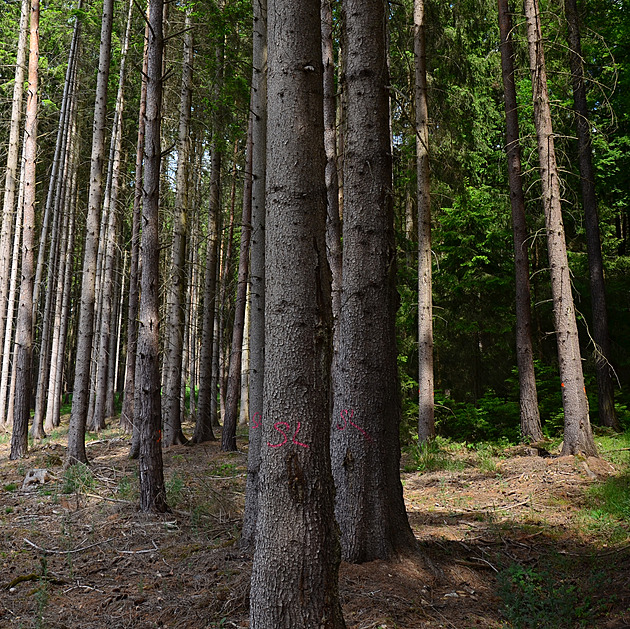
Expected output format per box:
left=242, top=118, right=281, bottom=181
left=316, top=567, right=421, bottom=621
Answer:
left=524, top=0, right=596, bottom=456
left=415, top=0, right=435, bottom=443
left=241, top=0, right=267, bottom=550
left=249, top=0, right=345, bottom=624
left=10, top=0, right=39, bottom=460
left=498, top=0, right=543, bottom=442
left=66, top=0, right=115, bottom=466
left=137, top=0, right=168, bottom=514
left=330, top=0, right=417, bottom=562
left=564, top=0, right=619, bottom=431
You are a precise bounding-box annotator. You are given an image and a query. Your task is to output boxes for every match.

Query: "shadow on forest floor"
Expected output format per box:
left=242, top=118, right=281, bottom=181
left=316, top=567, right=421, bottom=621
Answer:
left=0, top=421, right=628, bottom=628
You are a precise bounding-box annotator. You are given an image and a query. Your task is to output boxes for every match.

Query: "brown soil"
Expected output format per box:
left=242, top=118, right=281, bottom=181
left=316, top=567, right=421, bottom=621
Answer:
left=0, top=424, right=629, bottom=628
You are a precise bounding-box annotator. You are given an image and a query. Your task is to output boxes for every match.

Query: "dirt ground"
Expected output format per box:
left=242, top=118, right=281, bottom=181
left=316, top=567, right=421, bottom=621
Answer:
left=0, top=422, right=629, bottom=628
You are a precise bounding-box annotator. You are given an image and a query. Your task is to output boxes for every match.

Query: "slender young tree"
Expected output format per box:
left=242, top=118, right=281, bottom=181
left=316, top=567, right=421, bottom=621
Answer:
left=0, top=0, right=29, bottom=384
left=330, top=0, right=416, bottom=562
left=524, top=0, right=596, bottom=456
left=241, top=0, right=267, bottom=549
left=222, top=127, right=253, bottom=452
left=564, top=0, right=619, bottom=431
left=414, top=0, right=435, bottom=443
left=498, top=0, right=543, bottom=442
left=66, top=0, right=115, bottom=465
left=137, top=0, right=168, bottom=513
left=249, top=0, right=345, bottom=623
left=163, top=3, right=194, bottom=446
left=10, top=0, right=39, bottom=459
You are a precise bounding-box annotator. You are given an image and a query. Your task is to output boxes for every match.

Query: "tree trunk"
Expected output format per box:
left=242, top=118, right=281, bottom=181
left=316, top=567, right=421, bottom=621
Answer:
left=163, top=4, right=193, bottom=447
left=249, top=0, right=345, bottom=624
left=121, top=16, right=149, bottom=438
left=222, top=126, right=253, bottom=452
left=238, top=286, right=250, bottom=427
left=10, top=0, right=39, bottom=460
left=66, top=0, right=115, bottom=466
left=241, top=0, right=267, bottom=550
left=330, top=0, right=416, bottom=562
left=565, top=0, right=619, bottom=431
left=415, top=0, right=435, bottom=443
left=0, top=0, right=29, bottom=391
left=137, top=0, right=168, bottom=514
left=498, top=0, right=543, bottom=442
left=524, top=0, right=596, bottom=456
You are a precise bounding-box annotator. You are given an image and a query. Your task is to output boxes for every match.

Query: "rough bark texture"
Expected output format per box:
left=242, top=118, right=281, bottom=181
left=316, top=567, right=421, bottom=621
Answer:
left=241, top=0, right=267, bottom=550
left=498, top=0, right=543, bottom=442
left=524, top=0, right=596, bottom=456
left=10, top=0, right=39, bottom=460
left=565, top=0, right=619, bottom=431
left=222, top=123, right=253, bottom=452
left=163, top=6, right=193, bottom=447
left=137, top=0, right=168, bottom=513
left=331, top=0, right=417, bottom=562
left=249, top=0, right=345, bottom=626
left=66, top=0, right=114, bottom=466
left=414, top=0, right=435, bottom=443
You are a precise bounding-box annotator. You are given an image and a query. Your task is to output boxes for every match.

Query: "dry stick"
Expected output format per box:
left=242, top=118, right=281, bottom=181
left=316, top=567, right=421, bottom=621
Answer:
left=23, top=537, right=113, bottom=555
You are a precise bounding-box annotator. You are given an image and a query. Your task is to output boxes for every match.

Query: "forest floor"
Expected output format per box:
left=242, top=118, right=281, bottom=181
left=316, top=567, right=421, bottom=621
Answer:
left=0, top=420, right=629, bottom=628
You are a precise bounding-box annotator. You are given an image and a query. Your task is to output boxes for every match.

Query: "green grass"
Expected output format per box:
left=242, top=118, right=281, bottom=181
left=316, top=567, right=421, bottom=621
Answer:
left=404, top=436, right=465, bottom=473
left=61, top=463, right=95, bottom=494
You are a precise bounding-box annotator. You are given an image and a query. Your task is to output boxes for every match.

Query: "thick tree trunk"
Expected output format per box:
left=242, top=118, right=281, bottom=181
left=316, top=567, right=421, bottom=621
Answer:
left=249, top=0, right=345, bottom=625
left=331, top=0, right=416, bottom=562
left=241, top=0, right=267, bottom=550
left=498, top=0, right=543, bottom=442
left=66, top=0, right=114, bottom=466
left=137, top=0, right=168, bottom=514
left=524, top=0, right=596, bottom=456
left=222, top=126, right=253, bottom=452
left=415, top=0, right=435, bottom=443
left=565, top=0, right=619, bottom=431
left=10, top=0, right=39, bottom=460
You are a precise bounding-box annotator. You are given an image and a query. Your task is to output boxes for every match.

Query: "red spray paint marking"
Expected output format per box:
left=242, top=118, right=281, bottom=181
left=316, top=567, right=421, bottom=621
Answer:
left=337, top=409, right=372, bottom=442
left=267, top=421, right=309, bottom=449
left=251, top=412, right=262, bottom=429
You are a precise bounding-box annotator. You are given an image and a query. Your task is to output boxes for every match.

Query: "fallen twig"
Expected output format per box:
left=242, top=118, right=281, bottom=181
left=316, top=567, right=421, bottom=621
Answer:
left=24, top=537, right=113, bottom=555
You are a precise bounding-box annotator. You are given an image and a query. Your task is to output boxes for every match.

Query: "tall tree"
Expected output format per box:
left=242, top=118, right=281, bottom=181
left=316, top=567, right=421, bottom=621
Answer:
left=330, top=0, right=416, bottom=561
left=137, top=0, right=168, bottom=513
left=10, top=0, right=39, bottom=459
left=241, top=0, right=267, bottom=549
left=524, top=0, right=596, bottom=456
left=414, top=0, right=435, bottom=443
left=163, top=2, right=194, bottom=446
left=564, top=0, right=619, bottom=431
left=66, top=0, right=115, bottom=465
left=249, top=0, right=345, bottom=625
left=498, top=0, right=543, bottom=442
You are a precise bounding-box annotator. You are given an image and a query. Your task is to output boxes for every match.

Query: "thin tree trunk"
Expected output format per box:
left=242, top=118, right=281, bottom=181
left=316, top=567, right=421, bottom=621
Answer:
left=249, top=0, right=344, bottom=623
left=122, top=16, right=149, bottom=438
left=565, top=0, right=619, bottom=431
left=524, top=0, right=596, bottom=456
left=0, top=0, right=29, bottom=381
left=163, top=4, right=193, bottom=447
left=238, top=286, right=250, bottom=427
left=331, top=0, right=416, bottom=562
left=241, top=0, right=267, bottom=548
left=222, top=125, right=253, bottom=452
left=10, top=0, right=39, bottom=459
left=498, top=0, right=542, bottom=442
left=137, top=0, right=168, bottom=513
left=66, top=0, right=115, bottom=466
left=415, top=0, right=435, bottom=443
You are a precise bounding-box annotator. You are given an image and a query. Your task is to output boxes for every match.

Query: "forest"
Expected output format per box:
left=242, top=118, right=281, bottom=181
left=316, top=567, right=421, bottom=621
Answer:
left=0, top=0, right=629, bottom=626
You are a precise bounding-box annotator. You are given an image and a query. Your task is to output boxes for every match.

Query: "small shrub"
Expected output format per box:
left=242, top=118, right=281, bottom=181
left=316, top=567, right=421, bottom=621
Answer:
left=61, top=463, right=95, bottom=494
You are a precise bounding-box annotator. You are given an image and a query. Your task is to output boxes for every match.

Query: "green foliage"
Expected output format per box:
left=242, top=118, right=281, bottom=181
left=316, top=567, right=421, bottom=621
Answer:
left=404, top=436, right=464, bottom=473
left=61, top=463, right=95, bottom=495
left=497, top=563, right=606, bottom=628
